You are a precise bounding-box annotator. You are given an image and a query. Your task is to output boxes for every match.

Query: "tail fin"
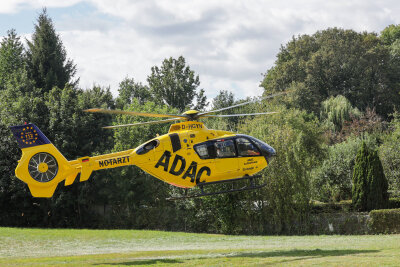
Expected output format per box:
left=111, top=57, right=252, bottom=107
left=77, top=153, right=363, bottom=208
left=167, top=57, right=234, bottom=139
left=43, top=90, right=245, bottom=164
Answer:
left=10, top=123, right=79, bottom=197
left=10, top=123, right=135, bottom=198
left=10, top=123, right=51, bottom=148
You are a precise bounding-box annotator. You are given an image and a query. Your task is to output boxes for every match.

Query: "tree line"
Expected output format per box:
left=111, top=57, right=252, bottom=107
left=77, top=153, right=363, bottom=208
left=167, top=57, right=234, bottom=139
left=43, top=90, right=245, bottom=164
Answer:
left=0, top=9, right=399, bottom=234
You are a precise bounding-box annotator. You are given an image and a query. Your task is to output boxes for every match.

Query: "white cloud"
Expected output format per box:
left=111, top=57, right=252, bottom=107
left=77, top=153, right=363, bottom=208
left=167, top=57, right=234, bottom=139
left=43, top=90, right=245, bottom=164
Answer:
left=0, top=0, right=81, bottom=13
left=5, top=0, right=400, bottom=100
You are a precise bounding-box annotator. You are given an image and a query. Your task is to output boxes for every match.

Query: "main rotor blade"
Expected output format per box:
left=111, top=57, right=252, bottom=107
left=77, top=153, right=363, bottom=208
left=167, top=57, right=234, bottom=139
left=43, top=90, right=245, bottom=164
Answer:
left=198, top=91, right=289, bottom=117
left=85, top=108, right=187, bottom=119
left=202, top=112, right=279, bottom=118
left=102, top=118, right=182, bottom=129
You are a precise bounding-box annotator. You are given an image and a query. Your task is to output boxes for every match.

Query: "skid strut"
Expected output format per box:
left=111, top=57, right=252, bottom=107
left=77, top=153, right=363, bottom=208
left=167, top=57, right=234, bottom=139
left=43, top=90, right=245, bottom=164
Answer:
left=166, top=175, right=265, bottom=200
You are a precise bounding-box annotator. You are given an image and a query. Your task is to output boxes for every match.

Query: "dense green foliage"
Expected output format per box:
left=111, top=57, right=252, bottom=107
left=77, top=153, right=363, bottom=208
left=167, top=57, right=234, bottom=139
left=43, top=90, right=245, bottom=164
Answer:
left=211, top=90, right=235, bottom=110
left=379, top=114, right=400, bottom=193
left=0, top=29, right=25, bottom=89
left=147, top=56, right=207, bottom=112
left=237, top=105, right=325, bottom=234
left=262, top=28, right=400, bottom=118
left=26, top=9, right=77, bottom=93
left=311, top=134, right=382, bottom=202
left=381, top=24, right=400, bottom=45
left=368, top=208, right=400, bottom=234
left=0, top=12, right=399, bottom=234
left=116, top=77, right=152, bottom=108
left=352, top=142, right=388, bottom=211
left=320, top=95, right=361, bottom=132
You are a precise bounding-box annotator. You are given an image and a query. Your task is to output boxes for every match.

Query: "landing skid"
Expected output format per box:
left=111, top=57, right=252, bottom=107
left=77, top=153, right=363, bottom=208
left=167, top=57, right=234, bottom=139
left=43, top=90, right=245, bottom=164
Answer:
left=166, top=175, right=265, bottom=200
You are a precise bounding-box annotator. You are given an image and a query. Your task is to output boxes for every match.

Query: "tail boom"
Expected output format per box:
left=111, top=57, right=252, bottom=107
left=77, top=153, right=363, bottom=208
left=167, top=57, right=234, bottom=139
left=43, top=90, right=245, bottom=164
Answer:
left=68, top=150, right=134, bottom=184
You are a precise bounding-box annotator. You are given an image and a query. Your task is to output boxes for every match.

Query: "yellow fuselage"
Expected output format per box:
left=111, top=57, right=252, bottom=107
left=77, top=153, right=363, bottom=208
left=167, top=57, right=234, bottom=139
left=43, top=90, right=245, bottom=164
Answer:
left=14, top=121, right=269, bottom=197
left=131, top=121, right=268, bottom=188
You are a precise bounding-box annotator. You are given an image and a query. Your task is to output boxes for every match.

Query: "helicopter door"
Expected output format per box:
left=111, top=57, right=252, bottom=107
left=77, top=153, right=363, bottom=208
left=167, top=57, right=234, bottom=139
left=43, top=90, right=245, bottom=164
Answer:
left=213, top=139, right=239, bottom=178
left=235, top=137, right=263, bottom=174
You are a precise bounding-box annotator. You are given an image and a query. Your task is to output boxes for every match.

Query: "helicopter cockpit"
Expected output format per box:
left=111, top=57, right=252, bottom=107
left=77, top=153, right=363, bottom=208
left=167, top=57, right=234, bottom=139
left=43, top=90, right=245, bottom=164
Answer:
left=194, top=135, right=276, bottom=163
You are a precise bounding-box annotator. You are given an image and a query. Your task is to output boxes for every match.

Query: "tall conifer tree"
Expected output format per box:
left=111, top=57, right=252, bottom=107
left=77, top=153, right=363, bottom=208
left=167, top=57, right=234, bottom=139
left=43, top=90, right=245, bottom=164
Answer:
left=0, top=29, right=25, bottom=89
left=352, top=142, right=388, bottom=211
left=26, top=8, right=77, bottom=93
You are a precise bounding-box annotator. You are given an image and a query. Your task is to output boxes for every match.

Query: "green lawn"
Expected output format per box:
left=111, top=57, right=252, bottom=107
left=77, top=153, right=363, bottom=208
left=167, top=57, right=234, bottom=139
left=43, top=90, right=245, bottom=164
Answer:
left=1, top=227, right=400, bottom=266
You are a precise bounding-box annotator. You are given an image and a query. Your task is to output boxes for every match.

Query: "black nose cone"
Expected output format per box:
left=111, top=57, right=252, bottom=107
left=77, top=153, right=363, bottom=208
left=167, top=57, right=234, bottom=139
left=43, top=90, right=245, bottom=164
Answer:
left=245, top=135, right=276, bottom=163
left=262, top=143, right=276, bottom=163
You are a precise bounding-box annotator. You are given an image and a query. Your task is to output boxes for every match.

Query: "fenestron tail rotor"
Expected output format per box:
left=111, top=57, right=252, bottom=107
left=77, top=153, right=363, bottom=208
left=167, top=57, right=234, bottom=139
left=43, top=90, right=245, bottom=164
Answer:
left=28, top=152, right=58, bottom=183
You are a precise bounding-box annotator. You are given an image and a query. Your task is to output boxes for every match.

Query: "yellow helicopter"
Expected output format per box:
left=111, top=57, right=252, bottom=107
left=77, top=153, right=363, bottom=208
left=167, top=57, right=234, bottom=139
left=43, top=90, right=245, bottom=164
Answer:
left=10, top=92, right=285, bottom=199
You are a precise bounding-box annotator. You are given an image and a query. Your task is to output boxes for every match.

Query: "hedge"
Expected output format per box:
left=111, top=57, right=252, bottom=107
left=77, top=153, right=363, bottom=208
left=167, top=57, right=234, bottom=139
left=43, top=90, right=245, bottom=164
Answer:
left=310, top=200, right=352, bottom=213
left=389, top=198, right=400, bottom=209
left=368, top=208, right=400, bottom=234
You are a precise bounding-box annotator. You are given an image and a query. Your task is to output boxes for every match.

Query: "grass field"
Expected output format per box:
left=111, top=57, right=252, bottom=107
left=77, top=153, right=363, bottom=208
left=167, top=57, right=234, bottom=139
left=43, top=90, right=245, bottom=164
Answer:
left=1, top=227, right=400, bottom=266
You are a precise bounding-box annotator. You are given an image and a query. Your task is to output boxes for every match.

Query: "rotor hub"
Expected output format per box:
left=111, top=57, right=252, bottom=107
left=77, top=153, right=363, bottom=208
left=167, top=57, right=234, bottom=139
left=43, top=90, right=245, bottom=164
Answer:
left=182, top=110, right=200, bottom=121
left=38, top=162, right=49, bottom=173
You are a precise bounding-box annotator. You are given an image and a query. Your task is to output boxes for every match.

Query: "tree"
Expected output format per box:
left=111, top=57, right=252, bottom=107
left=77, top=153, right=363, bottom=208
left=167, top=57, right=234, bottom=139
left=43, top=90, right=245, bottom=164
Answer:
left=207, top=90, right=249, bottom=129
left=381, top=24, right=400, bottom=45
left=101, top=99, right=180, bottom=229
left=39, top=85, right=115, bottom=227
left=211, top=90, right=235, bottom=110
left=320, top=95, right=361, bottom=132
left=262, top=28, right=400, bottom=118
left=26, top=8, right=77, bottom=93
left=0, top=29, right=26, bottom=89
left=338, top=108, right=384, bottom=142
left=236, top=106, right=325, bottom=234
left=312, top=135, right=378, bottom=202
left=116, top=77, right=152, bottom=109
left=147, top=56, right=207, bottom=112
left=352, top=142, right=388, bottom=211
left=379, top=113, right=400, bottom=192
left=193, top=88, right=208, bottom=111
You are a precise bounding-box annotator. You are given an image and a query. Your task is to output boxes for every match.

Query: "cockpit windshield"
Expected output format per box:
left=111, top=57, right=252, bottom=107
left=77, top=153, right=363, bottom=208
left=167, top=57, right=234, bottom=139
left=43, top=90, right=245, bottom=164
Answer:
left=236, top=137, right=260, bottom=156
left=246, top=136, right=276, bottom=161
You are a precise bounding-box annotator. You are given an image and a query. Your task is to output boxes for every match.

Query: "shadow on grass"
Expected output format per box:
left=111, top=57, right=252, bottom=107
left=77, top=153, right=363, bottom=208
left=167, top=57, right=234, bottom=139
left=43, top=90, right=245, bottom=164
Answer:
left=93, top=249, right=379, bottom=266
left=226, top=249, right=380, bottom=266
left=231, top=249, right=379, bottom=258
left=94, top=258, right=183, bottom=266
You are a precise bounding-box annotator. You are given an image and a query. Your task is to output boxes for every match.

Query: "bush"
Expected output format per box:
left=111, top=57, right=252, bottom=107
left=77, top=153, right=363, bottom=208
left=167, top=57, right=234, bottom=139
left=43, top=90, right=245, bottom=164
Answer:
left=310, top=200, right=352, bottom=213
left=238, top=106, right=325, bottom=234
left=368, top=209, right=400, bottom=234
left=352, top=142, right=389, bottom=211
left=379, top=114, right=400, bottom=192
left=311, top=135, right=378, bottom=202
left=389, top=198, right=400, bottom=209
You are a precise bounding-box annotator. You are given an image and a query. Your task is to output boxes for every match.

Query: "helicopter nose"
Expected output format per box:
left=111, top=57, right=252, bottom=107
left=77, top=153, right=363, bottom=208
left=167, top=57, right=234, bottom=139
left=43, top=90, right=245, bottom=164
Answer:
left=246, top=136, right=276, bottom=163
left=263, top=143, right=276, bottom=163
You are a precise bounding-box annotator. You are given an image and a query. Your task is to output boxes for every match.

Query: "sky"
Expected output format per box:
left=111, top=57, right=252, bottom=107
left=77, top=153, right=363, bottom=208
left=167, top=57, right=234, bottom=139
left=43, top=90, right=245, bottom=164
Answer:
left=0, top=0, right=399, bottom=101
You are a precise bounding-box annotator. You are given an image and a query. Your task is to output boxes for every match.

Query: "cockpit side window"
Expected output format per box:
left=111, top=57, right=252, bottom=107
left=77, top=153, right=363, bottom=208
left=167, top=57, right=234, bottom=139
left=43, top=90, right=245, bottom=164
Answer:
left=195, top=144, right=209, bottom=158
left=194, top=141, right=216, bottom=159
left=136, top=140, right=159, bottom=155
left=214, top=139, right=236, bottom=158
left=235, top=137, right=261, bottom=156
